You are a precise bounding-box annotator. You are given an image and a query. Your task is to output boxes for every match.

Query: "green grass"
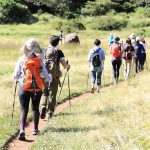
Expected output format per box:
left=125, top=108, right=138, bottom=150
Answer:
left=0, top=23, right=150, bottom=149
left=32, top=72, right=150, bottom=150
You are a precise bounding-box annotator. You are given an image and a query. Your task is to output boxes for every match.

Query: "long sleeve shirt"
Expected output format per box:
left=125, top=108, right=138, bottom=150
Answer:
left=13, top=55, right=51, bottom=85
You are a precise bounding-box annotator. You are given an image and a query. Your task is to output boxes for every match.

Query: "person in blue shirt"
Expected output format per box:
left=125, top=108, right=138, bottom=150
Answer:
left=131, top=35, right=145, bottom=73
left=88, top=39, right=105, bottom=93
left=108, top=33, right=114, bottom=46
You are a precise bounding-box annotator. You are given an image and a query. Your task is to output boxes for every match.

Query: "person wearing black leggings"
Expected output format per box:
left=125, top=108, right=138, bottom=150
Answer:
left=112, top=59, right=122, bottom=82
left=14, top=39, right=51, bottom=141
left=109, top=37, right=123, bottom=84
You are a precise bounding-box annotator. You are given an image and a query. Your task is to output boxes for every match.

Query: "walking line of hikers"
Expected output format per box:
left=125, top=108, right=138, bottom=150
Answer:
left=13, top=33, right=147, bottom=140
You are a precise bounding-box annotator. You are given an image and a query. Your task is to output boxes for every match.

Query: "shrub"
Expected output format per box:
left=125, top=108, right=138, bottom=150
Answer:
left=135, top=7, right=150, bottom=18
left=50, top=19, right=86, bottom=33
left=89, top=16, right=127, bottom=30
left=0, top=0, right=33, bottom=23
left=61, top=20, right=86, bottom=33
left=128, top=19, right=150, bottom=28
left=36, top=12, right=54, bottom=22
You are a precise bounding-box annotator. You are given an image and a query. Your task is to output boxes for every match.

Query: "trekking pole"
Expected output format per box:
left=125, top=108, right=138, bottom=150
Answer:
left=10, top=81, right=18, bottom=126
left=67, top=61, right=71, bottom=114
left=57, top=62, right=68, bottom=102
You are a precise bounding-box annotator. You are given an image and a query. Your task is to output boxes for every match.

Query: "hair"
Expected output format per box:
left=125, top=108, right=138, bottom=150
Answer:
left=49, top=35, right=60, bottom=47
left=126, top=38, right=131, bottom=44
left=94, top=39, right=101, bottom=46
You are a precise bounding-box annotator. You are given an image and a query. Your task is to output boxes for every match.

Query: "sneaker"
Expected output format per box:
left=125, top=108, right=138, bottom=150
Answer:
left=91, top=88, right=94, bottom=93
left=96, top=90, right=100, bottom=93
left=32, top=129, right=40, bottom=135
left=40, top=106, right=46, bottom=119
left=48, top=111, right=53, bottom=119
left=18, top=131, right=25, bottom=141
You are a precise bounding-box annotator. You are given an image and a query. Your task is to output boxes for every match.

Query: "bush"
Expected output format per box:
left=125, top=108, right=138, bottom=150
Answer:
left=61, top=20, right=86, bottom=33
left=0, top=0, right=33, bottom=23
left=89, top=16, right=127, bottom=30
left=50, top=19, right=86, bottom=33
left=135, top=7, right=150, bottom=18
left=128, top=19, right=150, bottom=28
left=35, top=12, right=54, bottom=22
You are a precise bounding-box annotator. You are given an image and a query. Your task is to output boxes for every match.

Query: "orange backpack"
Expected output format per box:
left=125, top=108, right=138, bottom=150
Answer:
left=23, top=57, right=45, bottom=92
left=111, top=43, right=122, bottom=58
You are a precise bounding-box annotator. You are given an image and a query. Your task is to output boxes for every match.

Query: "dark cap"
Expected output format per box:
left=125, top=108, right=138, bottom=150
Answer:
left=50, top=35, right=60, bottom=46
left=114, top=37, right=120, bottom=42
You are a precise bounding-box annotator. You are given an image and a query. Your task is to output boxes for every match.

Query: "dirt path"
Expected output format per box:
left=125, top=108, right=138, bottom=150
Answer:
left=6, top=92, right=93, bottom=150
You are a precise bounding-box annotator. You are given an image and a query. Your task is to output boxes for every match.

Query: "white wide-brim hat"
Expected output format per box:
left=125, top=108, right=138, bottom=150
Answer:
left=20, top=38, right=44, bottom=58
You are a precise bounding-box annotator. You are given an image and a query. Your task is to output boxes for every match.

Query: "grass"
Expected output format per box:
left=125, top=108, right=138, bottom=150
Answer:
left=32, top=71, right=150, bottom=150
left=0, top=23, right=150, bottom=149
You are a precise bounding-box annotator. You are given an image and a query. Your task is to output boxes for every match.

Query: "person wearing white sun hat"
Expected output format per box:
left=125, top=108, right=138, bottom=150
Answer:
left=14, top=38, right=51, bottom=140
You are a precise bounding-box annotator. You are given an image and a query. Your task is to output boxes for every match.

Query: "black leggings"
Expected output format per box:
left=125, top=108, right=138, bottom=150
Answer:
left=135, top=58, right=143, bottom=73
left=18, top=86, right=42, bottom=131
left=112, top=59, right=122, bottom=80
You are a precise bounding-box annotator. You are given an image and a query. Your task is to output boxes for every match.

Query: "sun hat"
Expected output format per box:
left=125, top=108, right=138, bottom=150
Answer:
left=20, top=38, right=44, bottom=58
left=130, top=33, right=136, bottom=39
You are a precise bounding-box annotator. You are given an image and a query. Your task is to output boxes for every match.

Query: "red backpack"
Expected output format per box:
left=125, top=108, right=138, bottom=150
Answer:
left=23, top=57, right=45, bottom=92
left=111, top=43, right=122, bottom=58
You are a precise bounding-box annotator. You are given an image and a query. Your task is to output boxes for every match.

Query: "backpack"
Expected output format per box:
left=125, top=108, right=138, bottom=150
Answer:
left=122, top=45, right=133, bottom=60
left=136, top=44, right=142, bottom=55
left=23, top=57, right=45, bottom=92
left=92, top=48, right=101, bottom=68
left=111, top=43, right=122, bottom=58
left=45, top=47, right=62, bottom=78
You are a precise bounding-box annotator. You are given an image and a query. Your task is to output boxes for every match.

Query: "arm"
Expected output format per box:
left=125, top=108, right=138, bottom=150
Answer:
left=13, top=57, right=23, bottom=81
left=88, top=50, right=93, bottom=62
left=60, top=58, right=70, bottom=69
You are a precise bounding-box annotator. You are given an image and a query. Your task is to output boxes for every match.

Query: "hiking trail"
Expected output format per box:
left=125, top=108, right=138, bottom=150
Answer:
left=5, top=92, right=93, bottom=150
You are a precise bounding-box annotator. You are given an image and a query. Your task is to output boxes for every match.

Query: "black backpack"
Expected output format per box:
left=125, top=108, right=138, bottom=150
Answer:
left=92, top=48, right=101, bottom=67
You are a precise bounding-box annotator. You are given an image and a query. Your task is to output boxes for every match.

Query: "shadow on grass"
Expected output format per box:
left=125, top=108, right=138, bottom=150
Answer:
left=92, top=106, right=124, bottom=116
left=47, top=126, right=98, bottom=133
left=55, top=112, right=76, bottom=117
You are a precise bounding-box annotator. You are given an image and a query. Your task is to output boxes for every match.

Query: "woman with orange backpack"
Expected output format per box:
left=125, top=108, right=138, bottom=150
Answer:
left=109, top=37, right=123, bottom=84
left=13, top=38, right=51, bottom=141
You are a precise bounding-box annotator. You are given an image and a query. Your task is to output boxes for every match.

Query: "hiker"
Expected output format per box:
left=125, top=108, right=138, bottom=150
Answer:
left=40, top=35, right=70, bottom=119
left=130, top=34, right=145, bottom=73
left=109, top=37, right=123, bottom=84
left=88, top=39, right=105, bottom=93
left=13, top=38, right=51, bottom=140
left=59, top=30, right=63, bottom=45
left=122, top=38, right=134, bottom=80
left=108, top=33, right=114, bottom=46
left=140, top=37, right=147, bottom=69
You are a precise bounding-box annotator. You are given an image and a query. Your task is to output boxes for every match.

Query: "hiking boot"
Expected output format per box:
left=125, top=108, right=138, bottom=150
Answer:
left=48, top=111, right=53, bottom=119
left=40, top=106, right=46, bottom=119
left=91, top=88, right=95, bottom=93
left=32, top=129, right=40, bottom=135
left=96, top=86, right=100, bottom=93
left=18, top=131, right=25, bottom=141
